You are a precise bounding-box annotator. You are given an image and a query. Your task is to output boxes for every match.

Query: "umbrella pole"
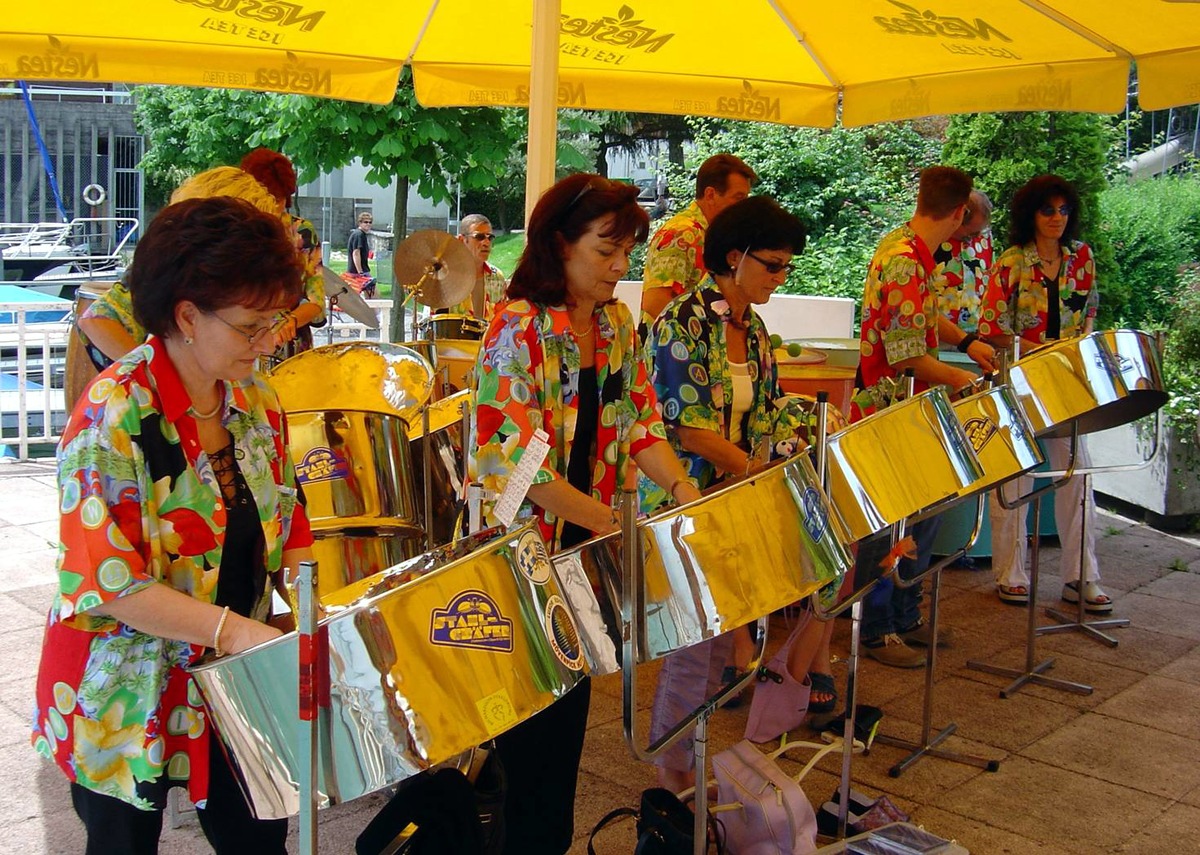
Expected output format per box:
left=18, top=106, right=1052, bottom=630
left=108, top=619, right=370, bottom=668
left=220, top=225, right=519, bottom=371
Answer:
left=524, top=0, right=560, bottom=221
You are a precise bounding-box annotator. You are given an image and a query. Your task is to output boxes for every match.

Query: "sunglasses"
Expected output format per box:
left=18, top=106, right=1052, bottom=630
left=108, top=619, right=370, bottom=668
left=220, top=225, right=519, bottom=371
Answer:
left=205, top=310, right=275, bottom=347
left=746, top=251, right=795, bottom=276
left=1038, top=204, right=1073, bottom=217
left=469, top=232, right=496, bottom=242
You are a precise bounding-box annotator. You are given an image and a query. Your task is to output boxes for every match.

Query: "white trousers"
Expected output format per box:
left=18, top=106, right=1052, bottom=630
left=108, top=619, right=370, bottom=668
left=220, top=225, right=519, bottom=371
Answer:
left=990, top=436, right=1100, bottom=588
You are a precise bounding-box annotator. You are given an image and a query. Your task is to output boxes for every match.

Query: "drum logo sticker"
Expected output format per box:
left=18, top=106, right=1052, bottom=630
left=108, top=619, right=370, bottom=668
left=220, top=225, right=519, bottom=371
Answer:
left=430, top=590, right=514, bottom=653
left=514, top=529, right=552, bottom=585
left=544, top=595, right=585, bottom=671
left=476, top=688, right=518, bottom=736
left=294, top=446, right=349, bottom=484
left=801, top=487, right=827, bottom=543
left=962, top=417, right=997, bottom=453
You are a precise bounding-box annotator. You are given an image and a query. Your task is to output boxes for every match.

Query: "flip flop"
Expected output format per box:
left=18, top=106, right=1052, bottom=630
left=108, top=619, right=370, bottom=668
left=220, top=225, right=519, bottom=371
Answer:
left=1061, top=580, right=1114, bottom=614
left=997, top=583, right=1030, bottom=605
left=808, top=672, right=838, bottom=715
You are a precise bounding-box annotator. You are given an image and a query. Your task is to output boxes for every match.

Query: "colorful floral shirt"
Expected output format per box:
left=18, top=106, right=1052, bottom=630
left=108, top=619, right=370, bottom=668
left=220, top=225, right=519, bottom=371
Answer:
left=31, top=336, right=312, bottom=811
left=448, top=262, right=508, bottom=320
left=932, top=230, right=993, bottom=333
left=291, top=214, right=327, bottom=326
left=640, top=200, right=709, bottom=331
left=852, top=224, right=940, bottom=422
left=644, top=276, right=812, bottom=495
left=469, top=299, right=666, bottom=551
left=79, top=281, right=143, bottom=371
left=978, top=240, right=1098, bottom=344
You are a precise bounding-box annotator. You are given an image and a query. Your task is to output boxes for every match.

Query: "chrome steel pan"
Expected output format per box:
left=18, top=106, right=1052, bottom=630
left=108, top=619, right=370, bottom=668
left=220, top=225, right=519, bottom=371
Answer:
left=309, top=527, right=425, bottom=596
left=408, top=390, right=469, bottom=548
left=552, top=452, right=852, bottom=675
left=1098, top=329, right=1168, bottom=424
left=824, top=386, right=984, bottom=542
left=191, top=522, right=586, bottom=820
left=1007, top=331, right=1131, bottom=438
left=951, top=384, right=1044, bottom=496
left=269, top=341, right=434, bottom=419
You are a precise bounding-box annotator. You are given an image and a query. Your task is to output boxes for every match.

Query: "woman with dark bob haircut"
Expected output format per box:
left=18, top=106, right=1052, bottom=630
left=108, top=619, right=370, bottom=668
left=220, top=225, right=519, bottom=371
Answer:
left=468, top=173, right=701, bottom=853
left=643, top=196, right=842, bottom=789
left=33, top=196, right=314, bottom=854
left=978, top=174, right=1110, bottom=614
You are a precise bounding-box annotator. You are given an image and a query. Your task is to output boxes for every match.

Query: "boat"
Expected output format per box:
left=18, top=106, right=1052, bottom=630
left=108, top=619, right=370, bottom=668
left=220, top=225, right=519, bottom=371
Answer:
left=1, top=217, right=138, bottom=299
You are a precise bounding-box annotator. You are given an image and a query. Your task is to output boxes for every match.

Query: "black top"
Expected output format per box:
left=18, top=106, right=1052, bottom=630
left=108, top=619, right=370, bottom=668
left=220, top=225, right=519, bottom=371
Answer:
left=560, top=366, right=599, bottom=549
left=348, top=227, right=371, bottom=275
left=210, top=441, right=267, bottom=617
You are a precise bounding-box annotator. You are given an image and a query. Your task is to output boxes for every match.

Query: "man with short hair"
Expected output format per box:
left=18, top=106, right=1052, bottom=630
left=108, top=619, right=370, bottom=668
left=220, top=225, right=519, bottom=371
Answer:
left=347, top=210, right=375, bottom=297
left=932, top=189, right=995, bottom=342
left=851, top=166, right=989, bottom=668
left=639, top=153, right=757, bottom=327
left=449, top=214, right=508, bottom=320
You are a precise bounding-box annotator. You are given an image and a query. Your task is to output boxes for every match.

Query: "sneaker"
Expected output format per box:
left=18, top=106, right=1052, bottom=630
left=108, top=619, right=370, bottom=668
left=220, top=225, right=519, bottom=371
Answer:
left=862, top=634, right=926, bottom=668
left=897, top=617, right=954, bottom=648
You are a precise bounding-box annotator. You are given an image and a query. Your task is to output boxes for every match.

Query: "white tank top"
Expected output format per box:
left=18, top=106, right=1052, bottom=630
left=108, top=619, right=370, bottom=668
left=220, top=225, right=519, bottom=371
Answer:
left=728, top=360, right=752, bottom=445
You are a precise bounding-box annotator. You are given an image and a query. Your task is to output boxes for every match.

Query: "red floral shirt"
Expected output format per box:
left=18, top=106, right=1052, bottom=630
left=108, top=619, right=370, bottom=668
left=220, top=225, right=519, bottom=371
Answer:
left=978, top=240, right=1098, bottom=344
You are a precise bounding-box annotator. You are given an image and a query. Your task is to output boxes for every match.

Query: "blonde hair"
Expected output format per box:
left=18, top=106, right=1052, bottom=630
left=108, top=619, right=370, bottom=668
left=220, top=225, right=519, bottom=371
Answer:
left=170, top=166, right=281, bottom=215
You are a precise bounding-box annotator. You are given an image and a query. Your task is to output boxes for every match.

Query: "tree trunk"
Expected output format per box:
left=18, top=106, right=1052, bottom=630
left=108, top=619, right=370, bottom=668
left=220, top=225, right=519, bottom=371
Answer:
left=667, top=133, right=685, bottom=167
left=389, top=176, right=410, bottom=339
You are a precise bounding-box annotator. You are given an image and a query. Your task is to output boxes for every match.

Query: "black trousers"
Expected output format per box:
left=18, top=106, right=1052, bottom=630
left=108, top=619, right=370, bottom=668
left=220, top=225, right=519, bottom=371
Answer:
left=494, top=676, right=591, bottom=855
left=70, top=739, right=287, bottom=854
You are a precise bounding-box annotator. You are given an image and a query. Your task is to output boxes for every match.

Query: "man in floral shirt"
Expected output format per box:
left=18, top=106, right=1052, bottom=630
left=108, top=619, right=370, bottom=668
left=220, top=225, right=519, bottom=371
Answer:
left=639, top=153, right=757, bottom=331
left=852, top=166, right=981, bottom=668
left=932, top=189, right=994, bottom=336
left=448, top=213, right=508, bottom=320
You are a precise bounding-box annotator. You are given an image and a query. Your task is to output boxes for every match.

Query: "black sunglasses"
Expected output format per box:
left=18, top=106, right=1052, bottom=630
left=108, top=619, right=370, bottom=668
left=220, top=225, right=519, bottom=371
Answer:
left=1038, top=204, right=1073, bottom=217
left=746, top=251, right=795, bottom=276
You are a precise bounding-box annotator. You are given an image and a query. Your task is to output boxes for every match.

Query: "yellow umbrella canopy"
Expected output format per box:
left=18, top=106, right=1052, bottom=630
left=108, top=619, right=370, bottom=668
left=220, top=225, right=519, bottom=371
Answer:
left=3, top=2, right=1199, bottom=120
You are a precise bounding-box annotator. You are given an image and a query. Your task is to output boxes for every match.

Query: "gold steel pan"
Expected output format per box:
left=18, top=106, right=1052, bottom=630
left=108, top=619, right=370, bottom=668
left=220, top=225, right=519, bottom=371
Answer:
left=269, top=341, right=434, bottom=419
left=1099, top=329, right=1168, bottom=421
left=309, top=527, right=425, bottom=596
left=418, top=313, right=487, bottom=341
left=1006, top=332, right=1130, bottom=438
left=287, top=409, right=420, bottom=535
left=551, top=452, right=852, bottom=676
left=190, top=522, right=586, bottom=820
left=824, top=386, right=984, bottom=543
left=434, top=338, right=482, bottom=392
left=951, top=384, right=1044, bottom=496
left=408, top=390, right=469, bottom=548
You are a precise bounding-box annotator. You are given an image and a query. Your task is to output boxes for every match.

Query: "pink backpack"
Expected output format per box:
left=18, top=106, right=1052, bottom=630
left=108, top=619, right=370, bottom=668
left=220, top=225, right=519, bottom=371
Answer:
left=710, top=739, right=820, bottom=854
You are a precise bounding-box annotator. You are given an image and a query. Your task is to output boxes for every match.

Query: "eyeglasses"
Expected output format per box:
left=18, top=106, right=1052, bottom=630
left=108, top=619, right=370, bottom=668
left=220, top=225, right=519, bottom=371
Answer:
left=205, top=310, right=275, bottom=347
left=469, top=232, right=496, bottom=242
left=1038, top=204, right=1073, bottom=217
left=746, top=251, right=795, bottom=276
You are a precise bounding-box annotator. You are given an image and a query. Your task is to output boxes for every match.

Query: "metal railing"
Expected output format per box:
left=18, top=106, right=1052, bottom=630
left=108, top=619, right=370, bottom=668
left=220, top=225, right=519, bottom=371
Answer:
left=0, top=298, right=396, bottom=461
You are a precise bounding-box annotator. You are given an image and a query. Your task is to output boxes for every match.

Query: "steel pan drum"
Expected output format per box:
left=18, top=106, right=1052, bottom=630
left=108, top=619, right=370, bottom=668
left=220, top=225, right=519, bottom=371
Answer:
left=408, top=390, right=469, bottom=547
left=552, top=452, right=852, bottom=675
left=824, top=386, right=984, bottom=543
left=269, top=341, right=435, bottom=419
left=1099, top=329, right=1168, bottom=422
left=191, top=522, right=586, bottom=820
left=418, top=313, right=486, bottom=341
left=951, top=384, right=1044, bottom=496
left=434, top=338, right=482, bottom=391
left=309, top=528, right=425, bottom=596
left=1006, top=332, right=1131, bottom=438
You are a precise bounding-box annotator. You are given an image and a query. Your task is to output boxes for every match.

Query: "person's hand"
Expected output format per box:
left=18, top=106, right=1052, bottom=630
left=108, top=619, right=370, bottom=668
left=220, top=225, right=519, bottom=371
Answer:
left=947, top=367, right=979, bottom=392
left=223, top=614, right=283, bottom=656
left=965, top=338, right=998, bottom=374
left=273, top=311, right=299, bottom=345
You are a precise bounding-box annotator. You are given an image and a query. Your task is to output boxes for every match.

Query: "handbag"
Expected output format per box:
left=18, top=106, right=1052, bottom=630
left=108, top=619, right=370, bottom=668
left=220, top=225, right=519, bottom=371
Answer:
left=744, top=611, right=813, bottom=743
left=711, top=739, right=822, bottom=855
left=588, top=786, right=723, bottom=855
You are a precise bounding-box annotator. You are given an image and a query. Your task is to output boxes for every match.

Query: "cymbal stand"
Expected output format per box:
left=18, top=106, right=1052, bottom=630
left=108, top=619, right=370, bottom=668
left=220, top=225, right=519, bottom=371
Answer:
left=422, top=403, right=435, bottom=550
left=297, top=559, right=320, bottom=855
left=965, top=343, right=1094, bottom=696
left=618, top=488, right=768, bottom=855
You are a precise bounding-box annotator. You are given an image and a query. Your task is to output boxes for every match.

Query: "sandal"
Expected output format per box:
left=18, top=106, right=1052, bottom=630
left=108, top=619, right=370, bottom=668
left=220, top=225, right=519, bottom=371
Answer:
left=1061, top=580, right=1114, bottom=614
left=997, top=583, right=1030, bottom=605
left=808, top=672, right=838, bottom=715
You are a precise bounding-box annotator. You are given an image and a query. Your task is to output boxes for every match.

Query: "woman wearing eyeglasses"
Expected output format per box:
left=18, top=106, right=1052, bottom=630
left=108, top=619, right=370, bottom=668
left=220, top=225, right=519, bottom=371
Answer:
left=32, top=197, right=313, bottom=853
left=468, top=172, right=701, bottom=854
left=643, top=196, right=838, bottom=790
left=978, top=174, right=1111, bottom=613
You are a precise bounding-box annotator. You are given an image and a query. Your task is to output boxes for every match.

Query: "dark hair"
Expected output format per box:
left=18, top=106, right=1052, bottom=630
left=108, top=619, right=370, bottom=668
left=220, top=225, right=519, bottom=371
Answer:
left=695, top=153, right=758, bottom=200
left=129, top=197, right=305, bottom=339
left=915, top=166, right=973, bottom=218
left=1008, top=174, right=1082, bottom=247
left=239, top=148, right=298, bottom=205
left=703, top=196, right=807, bottom=275
left=507, top=173, right=650, bottom=305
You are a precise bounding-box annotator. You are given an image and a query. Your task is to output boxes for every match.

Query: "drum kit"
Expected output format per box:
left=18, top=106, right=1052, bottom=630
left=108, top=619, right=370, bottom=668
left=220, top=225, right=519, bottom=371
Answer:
left=187, top=323, right=1165, bottom=853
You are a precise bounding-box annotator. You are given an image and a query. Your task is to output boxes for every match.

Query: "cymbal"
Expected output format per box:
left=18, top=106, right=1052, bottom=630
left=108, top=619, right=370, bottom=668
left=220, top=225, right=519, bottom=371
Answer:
left=392, top=230, right=474, bottom=309
left=321, top=266, right=380, bottom=328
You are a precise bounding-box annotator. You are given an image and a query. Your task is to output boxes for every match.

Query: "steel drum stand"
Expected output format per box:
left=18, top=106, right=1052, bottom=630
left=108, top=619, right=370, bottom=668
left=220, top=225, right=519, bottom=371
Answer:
left=617, top=489, right=769, bottom=855
left=872, top=497, right=1001, bottom=777
left=297, top=559, right=320, bottom=855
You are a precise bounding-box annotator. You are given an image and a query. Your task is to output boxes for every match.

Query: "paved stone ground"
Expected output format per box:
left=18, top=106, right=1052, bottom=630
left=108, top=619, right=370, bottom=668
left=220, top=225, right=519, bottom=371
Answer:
left=3, top=457, right=1200, bottom=854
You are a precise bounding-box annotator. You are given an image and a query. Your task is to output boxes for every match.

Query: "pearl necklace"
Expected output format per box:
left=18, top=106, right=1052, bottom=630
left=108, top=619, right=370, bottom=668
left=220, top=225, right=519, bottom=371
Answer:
left=189, top=391, right=224, bottom=420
